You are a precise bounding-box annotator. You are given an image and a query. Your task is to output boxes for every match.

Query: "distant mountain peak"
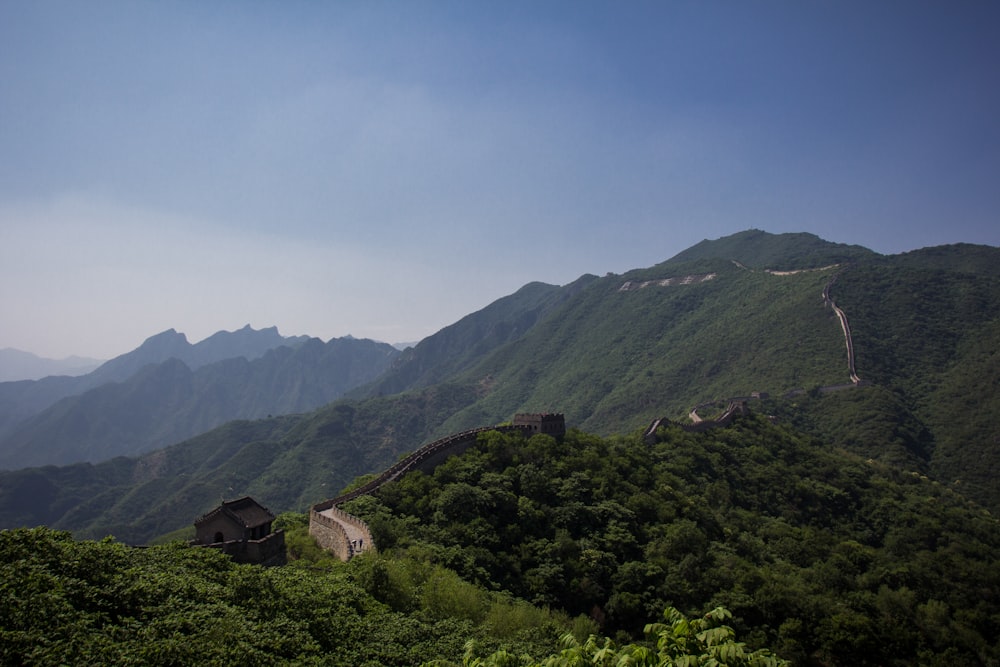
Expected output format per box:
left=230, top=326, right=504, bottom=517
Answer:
left=0, top=349, right=105, bottom=382
left=665, top=229, right=878, bottom=270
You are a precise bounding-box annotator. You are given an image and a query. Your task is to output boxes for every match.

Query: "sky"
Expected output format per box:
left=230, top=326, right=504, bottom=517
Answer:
left=2, top=1, right=998, bottom=360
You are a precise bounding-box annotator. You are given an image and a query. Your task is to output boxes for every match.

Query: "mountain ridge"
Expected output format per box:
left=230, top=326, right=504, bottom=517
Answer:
left=0, top=336, right=400, bottom=470
left=0, top=349, right=105, bottom=382
left=1, top=230, right=998, bottom=542
left=0, top=325, right=313, bottom=445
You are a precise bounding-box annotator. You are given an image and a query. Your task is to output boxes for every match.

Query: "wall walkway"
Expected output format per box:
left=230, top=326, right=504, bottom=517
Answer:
left=309, top=424, right=532, bottom=560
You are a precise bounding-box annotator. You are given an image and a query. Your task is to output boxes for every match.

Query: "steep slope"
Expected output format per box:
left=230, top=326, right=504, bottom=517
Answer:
left=439, top=258, right=849, bottom=435
left=829, top=245, right=1000, bottom=509
left=356, top=276, right=598, bottom=398
left=0, top=337, right=399, bottom=469
left=344, top=419, right=1000, bottom=665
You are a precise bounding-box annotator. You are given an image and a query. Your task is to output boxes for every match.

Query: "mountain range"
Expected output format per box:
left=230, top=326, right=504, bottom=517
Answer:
left=0, top=349, right=104, bottom=382
left=0, top=325, right=398, bottom=469
left=0, top=229, right=997, bottom=544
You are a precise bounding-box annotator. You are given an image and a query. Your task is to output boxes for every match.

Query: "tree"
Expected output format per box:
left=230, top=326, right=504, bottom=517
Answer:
left=443, top=606, right=789, bottom=667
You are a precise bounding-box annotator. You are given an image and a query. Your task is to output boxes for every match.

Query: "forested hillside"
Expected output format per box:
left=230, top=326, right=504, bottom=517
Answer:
left=358, top=276, right=597, bottom=398
left=830, top=245, right=1000, bottom=510
left=344, top=419, right=1000, bottom=665
left=1, top=231, right=999, bottom=666
left=438, top=258, right=847, bottom=436
left=0, top=524, right=787, bottom=666
left=0, top=384, right=481, bottom=543
left=5, top=415, right=994, bottom=665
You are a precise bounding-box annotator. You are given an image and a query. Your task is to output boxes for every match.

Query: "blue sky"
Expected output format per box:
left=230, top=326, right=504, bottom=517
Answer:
left=2, top=2, right=998, bottom=359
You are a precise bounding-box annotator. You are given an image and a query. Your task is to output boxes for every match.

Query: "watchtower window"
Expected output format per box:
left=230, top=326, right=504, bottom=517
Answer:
left=214, top=531, right=224, bottom=543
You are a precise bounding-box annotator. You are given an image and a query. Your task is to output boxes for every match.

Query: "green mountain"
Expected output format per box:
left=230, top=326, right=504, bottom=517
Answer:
left=667, top=229, right=876, bottom=269
left=436, top=257, right=847, bottom=436
left=4, top=415, right=995, bottom=665
left=0, top=336, right=399, bottom=470
left=358, top=276, right=598, bottom=398
left=0, top=384, right=479, bottom=544
left=1, top=230, right=999, bottom=543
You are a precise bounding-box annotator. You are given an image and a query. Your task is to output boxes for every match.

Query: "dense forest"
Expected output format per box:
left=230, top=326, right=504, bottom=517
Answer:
left=1, top=525, right=781, bottom=666
left=4, top=417, right=998, bottom=665
left=343, top=418, right=1000, bottom=665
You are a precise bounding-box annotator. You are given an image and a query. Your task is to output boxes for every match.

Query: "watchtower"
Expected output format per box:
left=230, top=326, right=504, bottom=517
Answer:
left=513, top=413, right=566, bottom=439
left=193, top=496, right=286, bottom=565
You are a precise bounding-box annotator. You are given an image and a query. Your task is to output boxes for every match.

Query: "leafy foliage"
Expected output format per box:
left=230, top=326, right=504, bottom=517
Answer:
left=438, top=606, right=787, bottom=667
left=446, top=260, right=848, bottom=436
left=0, top=526, right=570, bottom=666
left=348, top=423, right=1000, bottom=665
left=833, top=252, right=1000, bottom=509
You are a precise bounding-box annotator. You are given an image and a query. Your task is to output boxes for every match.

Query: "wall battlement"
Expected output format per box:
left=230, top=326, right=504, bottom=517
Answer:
left=309, top=414, right=560, bottom=561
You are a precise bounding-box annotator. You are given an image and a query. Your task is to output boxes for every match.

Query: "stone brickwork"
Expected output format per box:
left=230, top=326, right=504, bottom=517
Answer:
left=201, top=530, right=287, bottom=566
left=513, top=413, right=566, bottom=439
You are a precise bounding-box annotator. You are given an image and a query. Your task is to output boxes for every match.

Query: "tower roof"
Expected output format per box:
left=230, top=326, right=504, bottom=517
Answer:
left=195, top=496, right=275, bottom=529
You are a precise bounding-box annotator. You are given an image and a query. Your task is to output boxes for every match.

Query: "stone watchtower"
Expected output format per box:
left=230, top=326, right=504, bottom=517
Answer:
left=193, top=496, right=286, bottom=566
left=513, top=412, right=566, bottom=439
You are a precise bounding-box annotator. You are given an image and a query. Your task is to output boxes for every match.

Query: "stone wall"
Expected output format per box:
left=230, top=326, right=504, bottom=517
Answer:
left=644, top=401, right=749, bottom=443
left=308, top=510, right=353, bottom=561
left=308, top=420, right=552, bottom=561
left=201, top=530, right=287, bottom=566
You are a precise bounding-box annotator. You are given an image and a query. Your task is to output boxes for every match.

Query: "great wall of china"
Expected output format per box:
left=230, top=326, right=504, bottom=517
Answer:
left=309, top=414, right=566, bottom=561
left=309, top=267, right=864, bottom=561
left=668, top=266, right=863, bottom=425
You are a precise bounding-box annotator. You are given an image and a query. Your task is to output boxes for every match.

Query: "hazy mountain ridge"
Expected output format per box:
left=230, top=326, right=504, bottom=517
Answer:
left=0, top=325, right=312, bottom=447
left=0, top=336, right=400, bottom=470
left=0, top=349, right=104, bottom=382
left=1, top=230, right=999, bottom=542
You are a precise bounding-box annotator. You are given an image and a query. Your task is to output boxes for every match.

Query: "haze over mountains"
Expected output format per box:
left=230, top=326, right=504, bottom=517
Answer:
left=0, top=325, right=398, bottom=469
left=0, top=230, right=997, bottom=546
left=0, top=349, right=105, bottom=382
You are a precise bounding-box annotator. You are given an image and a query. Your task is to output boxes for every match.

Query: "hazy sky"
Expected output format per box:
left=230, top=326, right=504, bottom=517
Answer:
left=2, top=2, right=998, bottom=359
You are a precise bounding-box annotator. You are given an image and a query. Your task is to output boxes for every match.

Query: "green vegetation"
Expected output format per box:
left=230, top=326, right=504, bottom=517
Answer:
left=360, top=278, right=596, bottom=399
left=0, top=526, right=571, bottom=666
left=445, top=259, right=848, bottom=436
left=3, top=525, right=777, bottom=666
left=833, top=253, right=1000, bottom=510
left=664, top=229, right=877, bottom=271
left=346, top=423, right=1000, bottom=665
left=2, top=230, right=1000, bottom=667
left=0, top=384, right=482, bottom=543
left=437, top=606, right=788, bottom=667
